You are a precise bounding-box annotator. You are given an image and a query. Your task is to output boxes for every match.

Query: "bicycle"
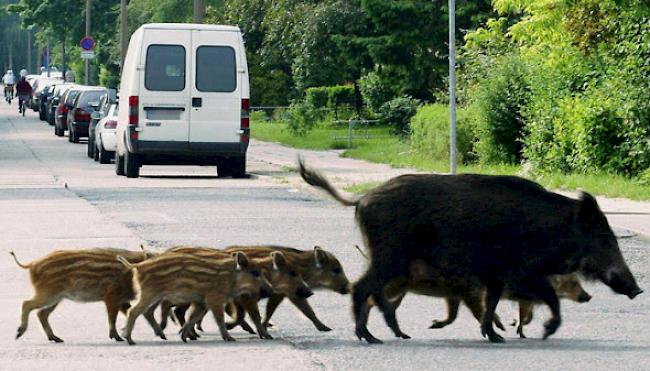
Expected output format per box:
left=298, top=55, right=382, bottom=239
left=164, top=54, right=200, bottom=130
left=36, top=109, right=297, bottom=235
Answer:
left=4, top=86, right=13, bottom=104
left=18, top=95, right=28, bottom=116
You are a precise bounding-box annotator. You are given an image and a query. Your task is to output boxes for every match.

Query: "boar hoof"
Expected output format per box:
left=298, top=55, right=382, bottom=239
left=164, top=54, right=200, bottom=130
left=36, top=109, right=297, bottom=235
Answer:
left=223, top=335, right=236, bottom=342
left=159, top=333, right=167, bottom=340
left=110, top=330, right=124, bottom=342
left=429, top=320, right=449, bottom=329
left=126, top=337, right=136, bottom=346
left=397, top=332, right=411, bottom=340
left=196, top=324, right=204, bottom=332
left=355, top=328, right=383, bottom=344
left=316, top=324, right=332, bottom=332
left=16, top=326, right=27, bottom=340
left=48, top=335, right=64, bottom=343
left=260, top=332, right=274, bottom=340
left=481, top=326, right=505, bottom=343
left=543, top=318, right=561, bottom=340
left=509, top=320, right=517, bottom=327
left=263, top=322, right=274, bottom=328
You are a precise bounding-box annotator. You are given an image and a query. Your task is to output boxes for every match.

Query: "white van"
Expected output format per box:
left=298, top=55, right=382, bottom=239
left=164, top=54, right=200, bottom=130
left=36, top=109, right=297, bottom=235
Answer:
left=115, top=23, right=250, bottom=178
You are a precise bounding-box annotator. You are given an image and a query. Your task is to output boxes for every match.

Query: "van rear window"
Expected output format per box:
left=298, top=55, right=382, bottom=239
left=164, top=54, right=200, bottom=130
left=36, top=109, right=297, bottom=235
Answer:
left=196, top=46, right=236, bottom=92
left=145, top=45, right=186, bottom=91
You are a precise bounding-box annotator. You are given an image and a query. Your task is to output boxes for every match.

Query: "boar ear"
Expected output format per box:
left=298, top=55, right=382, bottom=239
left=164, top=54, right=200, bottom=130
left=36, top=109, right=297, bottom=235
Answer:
left=577, top=192, right=603, bottom=228
left=232, top=252, right=249, bottom=270
left=271, top=251, right=286, bottom=270
left=314, top=246, right=327, bottom=268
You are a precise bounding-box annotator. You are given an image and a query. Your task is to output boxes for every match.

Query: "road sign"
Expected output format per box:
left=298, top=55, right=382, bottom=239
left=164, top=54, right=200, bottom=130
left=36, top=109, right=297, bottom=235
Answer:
left=81, top=51, right=95, bottom=59
left=80, top=36, right=95, bottom=51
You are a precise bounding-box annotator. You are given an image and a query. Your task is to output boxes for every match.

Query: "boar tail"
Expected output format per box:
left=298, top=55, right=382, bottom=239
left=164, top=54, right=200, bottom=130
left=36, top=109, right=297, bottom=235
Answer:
left=117, top=255, right=136, bottom=269
left=9, top=251, right=30, bottom=269
left=298, top=156, right=359, bottom=207
left=354, top=245, right=369, bottom=260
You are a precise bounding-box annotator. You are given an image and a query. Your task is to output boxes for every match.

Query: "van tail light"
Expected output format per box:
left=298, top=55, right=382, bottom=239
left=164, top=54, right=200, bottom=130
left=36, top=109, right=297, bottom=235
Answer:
left=241, top=98, right=250, bottom=142
left=128, top=96, right=139, bottom=126
left=74, top=109, right=91, bottom=122
left=104, top=120, right=117, bottom=129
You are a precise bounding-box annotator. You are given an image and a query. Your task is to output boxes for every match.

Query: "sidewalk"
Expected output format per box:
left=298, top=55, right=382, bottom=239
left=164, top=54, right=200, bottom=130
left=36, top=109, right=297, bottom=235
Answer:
left=249, top=139, right=650, bottom=239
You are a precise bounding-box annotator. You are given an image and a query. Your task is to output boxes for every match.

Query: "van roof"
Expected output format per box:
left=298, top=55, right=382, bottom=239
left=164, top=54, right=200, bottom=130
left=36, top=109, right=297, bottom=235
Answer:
left=139, top=23, right=240, bottom=32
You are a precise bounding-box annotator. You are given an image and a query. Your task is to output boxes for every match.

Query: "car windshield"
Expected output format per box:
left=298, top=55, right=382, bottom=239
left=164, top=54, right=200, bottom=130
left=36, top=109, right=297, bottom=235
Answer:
left=79, top=91, right=106, bottom=107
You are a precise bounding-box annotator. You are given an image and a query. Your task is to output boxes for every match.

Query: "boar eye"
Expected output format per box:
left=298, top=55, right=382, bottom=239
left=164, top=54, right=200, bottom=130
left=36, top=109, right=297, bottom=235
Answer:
left=332, top=268, right=342, bottom=275
left=251, top=270, right=260, bottom=277
left=289, top=271, right=298, bottom=277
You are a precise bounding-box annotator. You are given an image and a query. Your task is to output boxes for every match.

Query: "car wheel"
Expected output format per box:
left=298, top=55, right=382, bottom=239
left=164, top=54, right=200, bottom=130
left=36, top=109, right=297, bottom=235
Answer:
left=93, top=142, right=100, bottom=162
left=115, top=153, right=125, bottom=176
left=231, top=155, right=247, bottom=178
left=67, top=124, right=73, bottom=142
left=71, top=126, right=80, bottom=143
left=87, top=136, right=95, bottom=158
left=54, top=125, right=63, bottom=137
left=39, top=109, right=46, bottom=121
left=99, top=144, right=111, bottom=164
left=124, top=150, right=140, bottom=178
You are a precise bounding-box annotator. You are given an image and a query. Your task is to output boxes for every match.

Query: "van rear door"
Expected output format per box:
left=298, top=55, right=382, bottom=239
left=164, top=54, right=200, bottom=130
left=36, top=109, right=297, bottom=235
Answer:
left=189, top=30, right=241, bottom=145
left=140, top=30, right=191, bottom=143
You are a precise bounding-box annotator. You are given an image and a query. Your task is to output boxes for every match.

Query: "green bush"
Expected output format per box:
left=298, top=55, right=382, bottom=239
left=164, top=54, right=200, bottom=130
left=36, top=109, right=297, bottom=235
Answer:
left=470, top=55, right=530, bottom=164
left=378, top=96, right=420, bottom=136
left=250, top=110, right=269, bottom=124
left=285, top=101, right=319, bottom=136
left=409, top=104, right=478, bottom=164
left=359, top=71, right=397, bottom=113
left=328, top=85, right=356, bottom=106
left=305, top=87, right=330, bottom=109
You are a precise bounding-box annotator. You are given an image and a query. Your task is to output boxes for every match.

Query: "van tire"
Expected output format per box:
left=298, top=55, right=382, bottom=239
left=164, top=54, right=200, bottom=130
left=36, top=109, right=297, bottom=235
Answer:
left=231, top=155, right=246, bottom=178
left=217, top=160, right=232, bottom=178
left=125, top=151, right=140, bottom=178
left=99, top=145, right=111, bottom=164
left=115, top=154, right=125, bottom=176
left=87, top=136, right=95, bottom=157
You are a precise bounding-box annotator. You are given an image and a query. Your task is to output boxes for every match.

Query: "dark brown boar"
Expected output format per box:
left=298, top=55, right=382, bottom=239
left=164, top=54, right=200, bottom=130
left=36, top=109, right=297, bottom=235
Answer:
left=118, top=251, right=271, bottom=345
left=299, top=158, right=642, bottom=343
left=11, top=248, right=159, bottom=343
left=222, top=245, right=350, bottom=332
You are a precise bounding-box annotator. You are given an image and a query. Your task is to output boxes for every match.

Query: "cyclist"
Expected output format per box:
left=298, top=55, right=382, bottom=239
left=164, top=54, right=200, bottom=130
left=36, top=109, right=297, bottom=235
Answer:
left=2, top=69, right=16, bottom=102
left=15, top=73, right=32, bottom=115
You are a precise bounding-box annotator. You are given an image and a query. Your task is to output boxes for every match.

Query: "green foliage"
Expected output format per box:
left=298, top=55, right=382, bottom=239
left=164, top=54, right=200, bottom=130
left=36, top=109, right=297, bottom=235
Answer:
left=378, top=96, right=420, bottom=136
left=470, top=55, right=530, bottom=164
left=284, top=101, right=319, bottom=136
left=409, top=104, right=478, bottom=164
left=328, top=85, right=355, bottom=106
left=358, top=71, right=397, bottom=113
left=305, top=87, right=330, bottom=109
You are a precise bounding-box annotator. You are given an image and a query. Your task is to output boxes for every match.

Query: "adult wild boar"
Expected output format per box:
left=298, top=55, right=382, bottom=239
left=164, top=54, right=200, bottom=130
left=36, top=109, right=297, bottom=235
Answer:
left=299, top=158, right=642, bottom=343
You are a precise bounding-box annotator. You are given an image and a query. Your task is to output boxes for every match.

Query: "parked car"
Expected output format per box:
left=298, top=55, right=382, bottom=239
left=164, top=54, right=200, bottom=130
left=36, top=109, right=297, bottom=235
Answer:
left=38, top=84, right=57, bottom=121
left=31, top=77, right=61, bottom=111
left=115, top=23, right=250, bottom=178
left=67, top=87, right=107, bottom=143
left=54, top=86, right=83, bottom=137
left=94, top=103, right=119, bottom=164
left=87, top=89, right=117, bottom=158
left=47, top=83, right=73, bottom=126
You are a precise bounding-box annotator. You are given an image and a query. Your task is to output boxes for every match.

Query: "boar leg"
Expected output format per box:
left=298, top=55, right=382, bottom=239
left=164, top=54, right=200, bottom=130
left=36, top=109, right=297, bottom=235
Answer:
left=36, top=303, right=63, bottom=342
left=226, top=302, right=257, bottom=334
left=430, top=297, right=460, bottom=329
left=205, top=294, right=235, bottom=342
left=159, top=300, right=174, bottom=330
left=180, top=303, right=207, bottom=342
left=352, top=271, right=389, bottom=344
left=288, top=296, right=331, bottom=332
left=142, top=304, right=167, bottom=340
left=17, top=293, right=58, bottom=341
left=123, top=295, right=157, bottom=345
left=262, top=294, right=286, bottom=327
left=240, top=296, right=272, bottom=339
left=528, top=279, right=561, bottom=340
left=481, top=282, right=505, bottom=343
left=517, top=301, right=534, bottom=338
left=104, top=296, right=125, bottom=342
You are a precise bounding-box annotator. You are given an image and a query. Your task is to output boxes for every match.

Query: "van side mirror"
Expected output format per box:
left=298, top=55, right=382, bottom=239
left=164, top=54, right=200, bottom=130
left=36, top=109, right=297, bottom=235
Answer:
left=89, top=101, right=100, bottom=109
left=91, top=111, right=102, bottom=120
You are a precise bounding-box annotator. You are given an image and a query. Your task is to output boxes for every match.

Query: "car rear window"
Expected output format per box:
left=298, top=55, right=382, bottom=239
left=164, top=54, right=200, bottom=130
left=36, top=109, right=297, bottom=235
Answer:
left=65, top=90, right=81, bottom=105
left=79, top=91, right=105, bottom=107
left=195, top=46, right=236, bottom=92
left=145, top=45, right=186, bottom=91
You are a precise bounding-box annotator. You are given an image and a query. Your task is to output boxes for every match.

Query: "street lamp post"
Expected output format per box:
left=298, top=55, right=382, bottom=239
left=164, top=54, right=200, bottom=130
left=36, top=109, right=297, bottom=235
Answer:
left=120, top=0, right=128, bottom=69
left=194, top=0, right=205, bottom=24
left=27, top=25, right=34, bottom=74
left=448, top=0, right=457, bottom=175
left=85, top=0, right=91, bottom=85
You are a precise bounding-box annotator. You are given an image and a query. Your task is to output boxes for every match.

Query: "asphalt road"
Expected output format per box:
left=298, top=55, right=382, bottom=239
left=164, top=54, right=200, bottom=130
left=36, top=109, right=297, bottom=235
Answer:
left=1, top=103, right=649, bottom=370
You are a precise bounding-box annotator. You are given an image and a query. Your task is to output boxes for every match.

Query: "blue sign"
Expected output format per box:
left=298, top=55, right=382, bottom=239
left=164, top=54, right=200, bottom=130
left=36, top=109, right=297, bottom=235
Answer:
left=80, top=37, right=95, bottom=51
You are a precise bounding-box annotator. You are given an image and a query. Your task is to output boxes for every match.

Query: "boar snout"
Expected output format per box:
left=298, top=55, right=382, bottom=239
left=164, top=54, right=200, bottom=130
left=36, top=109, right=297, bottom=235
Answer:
left=604, top=267, right=643, bottom=299
left=578, top=292, right=592, bottom=303
left=297, top=286, right=314, bottom=299
left=338, top=283, right=351, bottom=295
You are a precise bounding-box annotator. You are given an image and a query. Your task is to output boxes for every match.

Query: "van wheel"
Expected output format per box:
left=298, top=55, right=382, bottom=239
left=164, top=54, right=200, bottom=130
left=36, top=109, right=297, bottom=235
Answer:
left=115, top=154, right=125, bottom=176
left=231, top=156, right=247, bottom=178
left=125, top=151, right=140, bottom=178
left=217, top=160, right=232, bottom=178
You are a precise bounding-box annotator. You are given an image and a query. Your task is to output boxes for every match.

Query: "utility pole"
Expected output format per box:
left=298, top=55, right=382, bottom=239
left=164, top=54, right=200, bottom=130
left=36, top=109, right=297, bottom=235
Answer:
left=27, top=25, right=33, bottom=74
left=448, top=0, right=457, bottom=175
left=193, top=0, right=205, bottom=24
left=120, top=0, right=128, bottom=69
left=85, top=0, right=91, bottom=85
